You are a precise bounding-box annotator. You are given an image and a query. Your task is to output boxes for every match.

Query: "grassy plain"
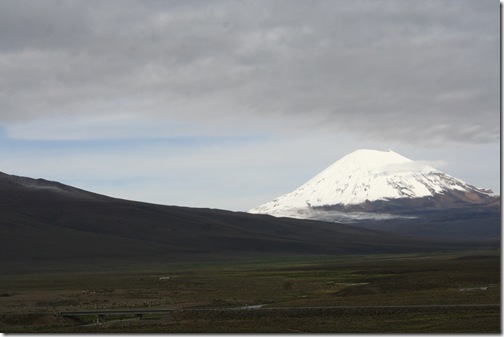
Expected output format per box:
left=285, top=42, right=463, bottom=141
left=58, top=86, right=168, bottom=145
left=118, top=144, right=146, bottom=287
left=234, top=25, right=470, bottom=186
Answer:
left=0, top=250, right=500, bottom=333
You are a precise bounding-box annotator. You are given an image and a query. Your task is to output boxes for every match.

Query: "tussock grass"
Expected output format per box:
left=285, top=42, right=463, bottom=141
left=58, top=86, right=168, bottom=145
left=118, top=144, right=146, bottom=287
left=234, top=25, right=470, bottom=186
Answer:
left=0, top=250, right=499, bottom=333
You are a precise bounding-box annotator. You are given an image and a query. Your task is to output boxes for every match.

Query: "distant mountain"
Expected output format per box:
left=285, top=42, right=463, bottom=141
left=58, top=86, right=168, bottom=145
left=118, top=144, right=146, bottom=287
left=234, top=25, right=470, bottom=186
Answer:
left=0, top=171, right=493, bottom=272
left=249, top=149, right=498, bottom=222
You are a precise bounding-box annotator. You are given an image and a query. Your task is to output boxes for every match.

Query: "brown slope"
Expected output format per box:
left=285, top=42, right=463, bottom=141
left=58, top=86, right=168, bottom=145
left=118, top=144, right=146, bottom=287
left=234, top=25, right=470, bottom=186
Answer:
left=0, top=172, right=493, bottom=270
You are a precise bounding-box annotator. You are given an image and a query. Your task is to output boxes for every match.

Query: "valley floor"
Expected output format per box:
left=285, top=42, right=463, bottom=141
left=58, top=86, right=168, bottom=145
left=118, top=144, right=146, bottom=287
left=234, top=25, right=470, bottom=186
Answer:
left=0, top=250, right=500, bottom=333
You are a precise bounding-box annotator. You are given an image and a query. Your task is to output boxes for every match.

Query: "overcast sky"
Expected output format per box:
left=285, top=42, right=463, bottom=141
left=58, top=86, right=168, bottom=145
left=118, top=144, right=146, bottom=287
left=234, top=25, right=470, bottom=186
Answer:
left=0, top=0, right=500, bottom=211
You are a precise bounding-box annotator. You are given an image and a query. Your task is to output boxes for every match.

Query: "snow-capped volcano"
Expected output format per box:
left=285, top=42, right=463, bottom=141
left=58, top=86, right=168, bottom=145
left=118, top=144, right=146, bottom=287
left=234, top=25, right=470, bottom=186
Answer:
left=249, top=149, right=497, bottom=222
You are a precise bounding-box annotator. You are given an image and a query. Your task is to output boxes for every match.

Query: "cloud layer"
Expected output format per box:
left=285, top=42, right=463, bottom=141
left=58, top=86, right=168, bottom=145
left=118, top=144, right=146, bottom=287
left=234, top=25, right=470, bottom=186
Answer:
left=0, top=0, right=499, bottom=145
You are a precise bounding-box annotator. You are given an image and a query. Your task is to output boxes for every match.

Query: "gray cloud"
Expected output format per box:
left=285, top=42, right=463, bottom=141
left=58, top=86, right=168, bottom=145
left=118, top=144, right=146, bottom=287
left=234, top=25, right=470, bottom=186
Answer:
left=0, top=0, right=499, bottom=145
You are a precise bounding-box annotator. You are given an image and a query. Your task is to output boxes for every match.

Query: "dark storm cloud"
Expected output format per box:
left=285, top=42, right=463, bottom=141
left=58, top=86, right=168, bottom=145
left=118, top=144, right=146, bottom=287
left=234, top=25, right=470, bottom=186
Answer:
left=0, top=0, right=499, bottom=144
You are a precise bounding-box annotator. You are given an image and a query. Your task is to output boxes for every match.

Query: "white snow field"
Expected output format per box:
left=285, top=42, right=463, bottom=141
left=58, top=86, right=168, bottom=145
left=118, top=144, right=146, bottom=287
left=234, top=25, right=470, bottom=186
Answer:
left=249, top=149, right=494, bottom=221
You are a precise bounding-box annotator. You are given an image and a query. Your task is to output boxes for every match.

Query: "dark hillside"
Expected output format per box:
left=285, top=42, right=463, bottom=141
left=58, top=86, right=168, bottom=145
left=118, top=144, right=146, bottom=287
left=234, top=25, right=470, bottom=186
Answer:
left=0, top=172, right=495, bottom=272
left=339, top=206, right=500, bottom=240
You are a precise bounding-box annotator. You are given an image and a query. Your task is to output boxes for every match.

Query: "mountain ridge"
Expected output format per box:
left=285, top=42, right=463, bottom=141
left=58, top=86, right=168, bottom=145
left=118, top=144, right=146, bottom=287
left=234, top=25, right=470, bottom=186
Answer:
left=0, top=170, right=495, bottom=272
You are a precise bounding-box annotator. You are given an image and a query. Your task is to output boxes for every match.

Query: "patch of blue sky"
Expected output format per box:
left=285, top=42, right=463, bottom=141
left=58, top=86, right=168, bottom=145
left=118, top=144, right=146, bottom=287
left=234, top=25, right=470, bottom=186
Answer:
left=0, top=126, right=265, bottom=153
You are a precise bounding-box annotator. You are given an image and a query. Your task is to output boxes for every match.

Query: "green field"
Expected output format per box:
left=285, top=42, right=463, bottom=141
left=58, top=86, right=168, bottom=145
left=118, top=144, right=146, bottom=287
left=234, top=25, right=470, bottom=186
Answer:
left=0, top=250, right=500, bottom=333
